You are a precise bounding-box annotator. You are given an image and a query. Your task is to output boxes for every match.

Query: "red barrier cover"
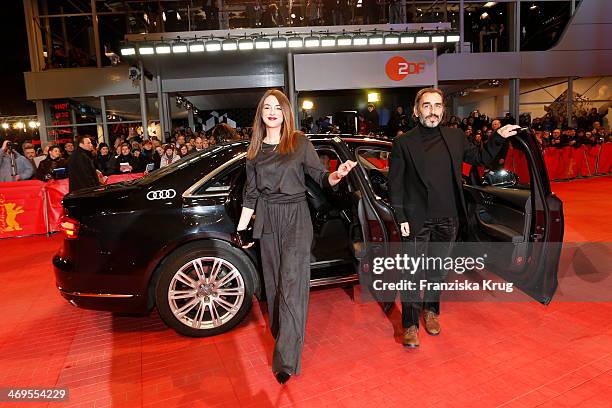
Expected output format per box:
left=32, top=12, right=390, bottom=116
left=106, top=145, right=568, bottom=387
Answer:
left=597, top=143, right=612, bottom=174
left=543, top=148, right=559, bottom=181
left=584, top=145, right=601, bottom=177
left=566, top=146, right=581, bottom=179
left=106, top=173, right=145, bottom=184
left=0, top=181, right=47, bottom=238
left=44, top=179, right=69, bottom=233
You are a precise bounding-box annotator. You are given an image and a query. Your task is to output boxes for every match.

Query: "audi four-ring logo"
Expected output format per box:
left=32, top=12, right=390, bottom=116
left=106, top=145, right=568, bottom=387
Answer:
left=146, top=189, right=177, bottom=200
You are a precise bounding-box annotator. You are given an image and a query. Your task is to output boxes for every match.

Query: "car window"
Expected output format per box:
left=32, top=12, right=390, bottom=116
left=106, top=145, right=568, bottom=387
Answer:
left=354, top=146, right=391, bottom=201
left=131, top=144, right=247, bottom=186
left=316, top=146, right=341, bottom=173
left=194, top=163, right=244, bottom=196
left=467, top=138, right=532, bottom=190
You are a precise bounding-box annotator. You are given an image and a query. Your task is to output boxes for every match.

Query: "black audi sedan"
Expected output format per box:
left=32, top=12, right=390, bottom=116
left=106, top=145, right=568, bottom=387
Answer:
left=54, top=134, right=563, bottom=337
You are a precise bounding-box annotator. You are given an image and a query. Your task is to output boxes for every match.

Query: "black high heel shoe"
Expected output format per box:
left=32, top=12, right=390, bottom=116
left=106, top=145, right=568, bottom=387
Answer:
left=275, top=371, right=291, bottom=384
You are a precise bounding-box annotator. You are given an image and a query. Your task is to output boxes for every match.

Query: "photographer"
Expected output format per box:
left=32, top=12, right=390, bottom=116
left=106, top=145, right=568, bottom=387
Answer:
left=0, top=140, right=35, bottom=182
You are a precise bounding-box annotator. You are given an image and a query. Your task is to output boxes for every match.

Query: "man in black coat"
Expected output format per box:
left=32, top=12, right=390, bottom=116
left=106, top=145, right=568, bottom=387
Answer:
left=68, top=135, right=101, bottom=192
left=388, top=87, right=520, bottom=348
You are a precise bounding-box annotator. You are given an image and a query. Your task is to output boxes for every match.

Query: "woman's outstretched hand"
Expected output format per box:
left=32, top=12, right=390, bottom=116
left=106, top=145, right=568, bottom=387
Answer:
left=329, top=160, right=358, bottom=186
left=337, top=160, right=358, bottom=178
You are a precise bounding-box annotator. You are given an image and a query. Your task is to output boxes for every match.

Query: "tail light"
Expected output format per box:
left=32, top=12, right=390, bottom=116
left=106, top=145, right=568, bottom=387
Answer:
left=59, top=215, right=80, bottom=239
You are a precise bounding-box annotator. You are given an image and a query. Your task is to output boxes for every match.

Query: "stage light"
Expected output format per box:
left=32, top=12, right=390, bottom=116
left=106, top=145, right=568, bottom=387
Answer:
left=28, top=121, right=38, bottom=129
left=368, top=34, right=384, bottom=45
left=321, top=35, right=336, bottom=47
left=302, top=100, right=314, bottom=110
left=400, top=33, right=415, bottom=44
left=353, top=34, right=368, bottom=46
left=138, top=43, right=154, bottom=55
left=14, top=122, right=25, bottom=129
left=155, top=42, right=171, bottom=54
left=238, top=38, right=254, bottom=50
left=368, top=93, right=380, bottom=103
left=384, top=33, right=400, bottom=45
left=337, top=34, right=352, bottom=46
left=205, top=39, right=221, bottom=52
left=416, top=36, right=430, bottom=44
left=288, top=36, right=303, bottom=48
left=271, top=37, right=287, bottom=48
left=255, top=38, right=271, bottom=49
left=484, top=2, right=496, bottom=7
left=431, top=35, right=445, bottom=43
left=172, top=40, right=188, bottom=53
left=222, top=39, right=238, bottom=51
left=120, top=44, right=136, bottom=56
left=304, top=36, right=320, bottom=47
left=189, top=40, right=205, bottom=52
left=1, top=123, right=9, bottom=129
left=446, top=35, right=460, bottom=42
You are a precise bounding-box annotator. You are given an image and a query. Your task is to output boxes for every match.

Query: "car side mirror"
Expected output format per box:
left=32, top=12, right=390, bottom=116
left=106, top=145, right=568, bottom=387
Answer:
left=483, top=169, right=518, bottom=188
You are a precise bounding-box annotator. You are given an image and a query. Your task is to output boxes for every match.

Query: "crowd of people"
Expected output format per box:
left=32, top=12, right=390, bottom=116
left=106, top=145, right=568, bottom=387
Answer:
left=447, top=108, right=610, bottom=150
left=0, top=106, right=609, bottom=183
left=0, top=123, right=249, bottom=183
left=303, top=103, right=610, bottom=152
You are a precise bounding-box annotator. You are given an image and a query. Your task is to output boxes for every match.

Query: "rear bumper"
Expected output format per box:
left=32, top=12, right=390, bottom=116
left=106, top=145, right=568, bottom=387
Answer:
left=53, top=254, right=149, bottom=313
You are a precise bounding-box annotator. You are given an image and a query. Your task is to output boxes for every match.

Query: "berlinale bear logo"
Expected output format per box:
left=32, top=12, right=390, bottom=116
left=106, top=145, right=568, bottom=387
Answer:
left=0, top=194, right=24, bottom=232
left=385, top=56, right=426, bottom=81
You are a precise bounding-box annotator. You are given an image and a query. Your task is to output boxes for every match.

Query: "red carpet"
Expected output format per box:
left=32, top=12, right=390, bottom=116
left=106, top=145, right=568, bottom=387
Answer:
left=0, top=176, right=611, bottom=408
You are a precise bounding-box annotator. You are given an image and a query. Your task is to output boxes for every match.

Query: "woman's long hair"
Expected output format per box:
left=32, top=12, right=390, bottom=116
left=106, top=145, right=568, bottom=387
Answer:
left=246, top=89, right=299, bottom=160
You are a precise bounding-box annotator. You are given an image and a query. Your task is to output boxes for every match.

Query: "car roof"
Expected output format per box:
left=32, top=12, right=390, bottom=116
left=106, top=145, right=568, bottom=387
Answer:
left=307, top=134, right=392, bottom=146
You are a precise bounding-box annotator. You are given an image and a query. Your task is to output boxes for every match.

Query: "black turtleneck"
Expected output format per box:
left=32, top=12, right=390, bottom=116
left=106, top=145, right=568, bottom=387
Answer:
left=419, top=124, right=459, bottom=218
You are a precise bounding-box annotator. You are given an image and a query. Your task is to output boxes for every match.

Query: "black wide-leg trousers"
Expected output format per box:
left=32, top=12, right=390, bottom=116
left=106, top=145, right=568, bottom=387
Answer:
left=400, top=217, right=459, bottom=328
left=259, top=199, right=312, bottom=375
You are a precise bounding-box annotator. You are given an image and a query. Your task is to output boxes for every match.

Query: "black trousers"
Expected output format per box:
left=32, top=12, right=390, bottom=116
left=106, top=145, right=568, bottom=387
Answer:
left=259, top=199, right=312, bottom=375
left=400, top=217, right=459, bottom=328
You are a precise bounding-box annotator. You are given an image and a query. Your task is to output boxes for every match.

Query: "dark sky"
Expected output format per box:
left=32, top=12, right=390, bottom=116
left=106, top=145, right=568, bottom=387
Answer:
left=1, top=1, right=36, bottom=116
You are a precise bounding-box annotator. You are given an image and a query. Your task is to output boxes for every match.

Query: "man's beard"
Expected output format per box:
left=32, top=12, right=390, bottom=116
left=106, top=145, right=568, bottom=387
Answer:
left=418, top=113, right=441, bottom=128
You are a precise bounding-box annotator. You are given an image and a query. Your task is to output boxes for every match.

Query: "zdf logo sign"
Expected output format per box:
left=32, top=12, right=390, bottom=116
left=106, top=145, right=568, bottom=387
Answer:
left=385, top=56, right=426, bottom=81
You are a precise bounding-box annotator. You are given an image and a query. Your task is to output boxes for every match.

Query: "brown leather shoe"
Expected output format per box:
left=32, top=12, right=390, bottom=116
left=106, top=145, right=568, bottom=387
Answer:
left=423, top=310, right=441, bottom=336
left=402, top=325, right=420, bottom=348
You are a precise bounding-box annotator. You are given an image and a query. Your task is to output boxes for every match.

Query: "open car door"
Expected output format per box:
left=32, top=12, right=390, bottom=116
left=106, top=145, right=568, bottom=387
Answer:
left=462, top=131, right=564, bottom=304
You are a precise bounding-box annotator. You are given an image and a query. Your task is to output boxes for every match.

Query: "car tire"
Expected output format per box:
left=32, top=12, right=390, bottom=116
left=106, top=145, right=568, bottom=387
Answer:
left=155, top=241, right=254, bottom=337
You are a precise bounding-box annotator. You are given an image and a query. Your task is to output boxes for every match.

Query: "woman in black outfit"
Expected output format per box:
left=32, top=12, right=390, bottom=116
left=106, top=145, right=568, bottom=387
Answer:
left=235, top=90, right=356, bottom=384
left=95, top=143, right=114, bottom=176
left=36, top=145, right=67, bottom=181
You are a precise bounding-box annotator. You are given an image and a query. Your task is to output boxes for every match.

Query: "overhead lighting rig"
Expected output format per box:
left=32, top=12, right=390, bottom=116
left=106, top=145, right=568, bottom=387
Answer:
left=120, top=29, right=461, bottom=57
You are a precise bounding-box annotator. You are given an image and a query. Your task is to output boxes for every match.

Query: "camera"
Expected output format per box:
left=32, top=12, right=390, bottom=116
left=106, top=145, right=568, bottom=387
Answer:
left=128, top=65, right=140, bottom=80
left=4, top=141, right=14, bottom=151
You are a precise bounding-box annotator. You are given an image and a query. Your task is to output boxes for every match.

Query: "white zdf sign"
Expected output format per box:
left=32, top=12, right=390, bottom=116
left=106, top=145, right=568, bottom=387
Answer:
left=294, top=50, right=437, bottom=91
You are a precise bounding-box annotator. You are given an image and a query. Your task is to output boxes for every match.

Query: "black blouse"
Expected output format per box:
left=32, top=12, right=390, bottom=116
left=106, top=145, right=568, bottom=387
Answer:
left=243, top=134, right=331, bottom=210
